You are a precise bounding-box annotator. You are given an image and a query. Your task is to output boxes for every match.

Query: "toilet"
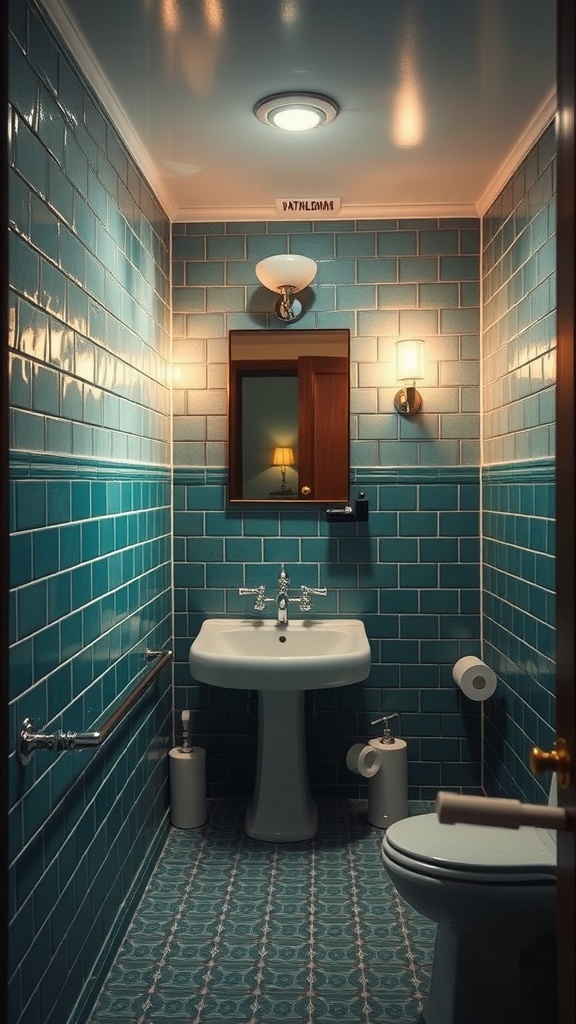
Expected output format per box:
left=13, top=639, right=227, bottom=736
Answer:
left=381, top=805, right=556, bottom=1024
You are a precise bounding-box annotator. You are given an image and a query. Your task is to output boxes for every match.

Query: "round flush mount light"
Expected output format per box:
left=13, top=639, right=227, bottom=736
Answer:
left=253, top=92, right=339, bottom=132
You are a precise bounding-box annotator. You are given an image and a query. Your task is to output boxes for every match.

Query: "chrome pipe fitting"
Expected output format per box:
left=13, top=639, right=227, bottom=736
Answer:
left=18, top=718, right=102, bottom=766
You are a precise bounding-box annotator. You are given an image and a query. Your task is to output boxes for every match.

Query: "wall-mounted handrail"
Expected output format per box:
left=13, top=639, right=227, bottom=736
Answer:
left=18, top=648, right=173, bottom=766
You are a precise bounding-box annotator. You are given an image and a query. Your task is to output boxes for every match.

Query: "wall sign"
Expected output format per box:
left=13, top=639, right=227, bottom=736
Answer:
left=275, top=197, right=341, bottom=217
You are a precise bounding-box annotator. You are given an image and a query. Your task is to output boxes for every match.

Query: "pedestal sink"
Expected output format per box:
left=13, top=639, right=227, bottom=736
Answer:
left=189, top=618, right=371, bottom=841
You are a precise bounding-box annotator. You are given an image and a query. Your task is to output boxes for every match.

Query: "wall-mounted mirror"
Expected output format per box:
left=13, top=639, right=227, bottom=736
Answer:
left=229, top=330, right=350, bottom=503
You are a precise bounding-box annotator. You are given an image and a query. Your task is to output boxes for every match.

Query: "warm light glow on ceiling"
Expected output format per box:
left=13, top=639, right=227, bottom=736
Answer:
left=391, top=6, right=426, bottom=148
left=160, top=0, right=181, bottom=33
left=280, top=0, right=299, bottom=26
left=202, top=0, right=225, bottom=37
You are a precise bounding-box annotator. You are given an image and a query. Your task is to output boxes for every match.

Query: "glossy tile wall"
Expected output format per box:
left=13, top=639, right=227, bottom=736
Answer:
left=481, top=121, right=556, bottom=803
left=8, top=3, right=172, bottom=1023
left=173, top=218, right=483, bottom=800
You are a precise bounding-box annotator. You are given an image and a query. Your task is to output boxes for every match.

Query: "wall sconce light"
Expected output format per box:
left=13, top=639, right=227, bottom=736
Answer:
left=394, top=338, right=425, bottom=416
left=271, top=446, right=295, bottom=494
left=255, top=254, right=317, bottom=323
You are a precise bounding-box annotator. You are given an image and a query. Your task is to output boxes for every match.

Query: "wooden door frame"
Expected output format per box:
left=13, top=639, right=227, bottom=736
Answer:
left=555, top=1, right=576, bottom=1020
left=1, top=0, right=9, bottom=1018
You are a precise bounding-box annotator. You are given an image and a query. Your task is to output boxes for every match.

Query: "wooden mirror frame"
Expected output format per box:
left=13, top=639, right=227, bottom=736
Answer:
left=228, top=329, right=350, bottom=503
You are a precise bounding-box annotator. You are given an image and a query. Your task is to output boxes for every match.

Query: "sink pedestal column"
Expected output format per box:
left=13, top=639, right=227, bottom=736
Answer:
left=245, top=688, right=317, bottom=842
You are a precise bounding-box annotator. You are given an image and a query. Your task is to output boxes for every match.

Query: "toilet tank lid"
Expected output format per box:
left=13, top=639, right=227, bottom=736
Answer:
left=384, top=813, right=556, bottom=874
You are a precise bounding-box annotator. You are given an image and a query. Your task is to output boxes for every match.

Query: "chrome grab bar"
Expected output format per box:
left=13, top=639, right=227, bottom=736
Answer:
left=17, top=647, right=173, bottom=766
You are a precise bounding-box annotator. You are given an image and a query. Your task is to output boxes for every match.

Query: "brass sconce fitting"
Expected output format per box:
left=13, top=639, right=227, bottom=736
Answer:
left=394, top=384, right=423, bottom=417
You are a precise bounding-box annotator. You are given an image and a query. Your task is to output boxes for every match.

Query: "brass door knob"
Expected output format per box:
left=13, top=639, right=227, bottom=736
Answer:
left=300, top=485, right=312, bottom=496
left=530, top=738, right=571, bottom=788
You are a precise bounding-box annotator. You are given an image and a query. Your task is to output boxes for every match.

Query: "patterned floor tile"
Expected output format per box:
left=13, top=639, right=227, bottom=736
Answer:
left=87, top=799, right=432, bottom=1024
left=260, top=965, right=310, bottom=990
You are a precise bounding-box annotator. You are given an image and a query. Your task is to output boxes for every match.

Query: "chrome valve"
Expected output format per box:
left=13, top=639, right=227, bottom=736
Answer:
left=238, top=566, right=328, bottom=623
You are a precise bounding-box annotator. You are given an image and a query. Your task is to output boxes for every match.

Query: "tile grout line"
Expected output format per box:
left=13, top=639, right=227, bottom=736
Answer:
left=346, top=809, right=372, bottom=1024
left=248, top=845, right=278, bottom=1023
left=392, top=886, right=427, bottom=1014
left=305, top=839, right=317, bottom=1024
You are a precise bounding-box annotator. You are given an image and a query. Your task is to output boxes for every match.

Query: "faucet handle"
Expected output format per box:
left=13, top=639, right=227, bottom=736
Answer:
left=299, top=584, right=327, bottom=611
left=239, top=584, right=267, bottom=610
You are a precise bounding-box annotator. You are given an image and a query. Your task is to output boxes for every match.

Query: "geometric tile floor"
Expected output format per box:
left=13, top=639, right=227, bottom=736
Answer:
left=86, top=799, right=434, bottom=1024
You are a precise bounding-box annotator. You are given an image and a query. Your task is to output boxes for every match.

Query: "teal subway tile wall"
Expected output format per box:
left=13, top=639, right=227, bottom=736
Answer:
left=481, top=122, right=556, bottom=803
left=173, top=218, right=483, bottom=801
left=8, top=4, right=172, bottom=1024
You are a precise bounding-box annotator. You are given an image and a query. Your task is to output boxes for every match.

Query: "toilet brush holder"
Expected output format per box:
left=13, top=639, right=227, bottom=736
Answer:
left=169, top=710, right=207, bottom=829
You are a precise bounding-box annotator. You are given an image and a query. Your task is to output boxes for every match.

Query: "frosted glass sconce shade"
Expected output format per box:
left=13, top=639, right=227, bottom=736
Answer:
left=394, top=339, right=425, bottom=416
left=255, top=254, right=317, bottom=323
left=395, top=338, right=425, bottom=381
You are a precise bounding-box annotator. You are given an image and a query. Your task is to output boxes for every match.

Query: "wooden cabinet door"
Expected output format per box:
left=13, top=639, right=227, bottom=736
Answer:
left=298, top=356, right=349, bottom=501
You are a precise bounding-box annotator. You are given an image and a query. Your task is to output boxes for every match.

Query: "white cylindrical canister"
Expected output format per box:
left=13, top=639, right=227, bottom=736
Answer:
left=367, top=736, right=408, bottom=829
left=169, top=746, right=207, bottom=829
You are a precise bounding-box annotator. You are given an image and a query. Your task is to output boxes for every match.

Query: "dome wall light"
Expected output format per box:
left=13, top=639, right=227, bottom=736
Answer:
left=394, top=338, right=425, bottom=416
left=254, top=92, right=339, bottom=132
left=255, top=254, right=317, bottom=323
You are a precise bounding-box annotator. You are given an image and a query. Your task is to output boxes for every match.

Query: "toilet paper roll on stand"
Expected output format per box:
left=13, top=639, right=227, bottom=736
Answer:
left=367, top=732, right=408, bottom=830
left=346, top=714, right=408, bottom=830
left=453, top=656, right=496, bottom=701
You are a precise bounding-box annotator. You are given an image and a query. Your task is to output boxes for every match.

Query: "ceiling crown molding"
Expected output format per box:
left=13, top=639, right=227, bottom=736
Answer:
left=37, top=0, right=176, bottom=220
left=476, top=87, right=557, bottom=217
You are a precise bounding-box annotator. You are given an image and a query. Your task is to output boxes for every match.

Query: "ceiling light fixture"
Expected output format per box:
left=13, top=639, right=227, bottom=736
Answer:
left=255, top=254, right=317, bottom=323
left=254, top=92, right=339, bottom=132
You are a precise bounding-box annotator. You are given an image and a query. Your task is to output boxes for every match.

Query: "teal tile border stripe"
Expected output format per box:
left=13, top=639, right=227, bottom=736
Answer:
left=173, top=465, right=480, bottom=486
left=10, top=450, right=171, bottom=481
left=353, top=467, right=479, bottom=485
left=482, top=457, right=554, bottom=484
left=173, top=467, right=227, bottom=485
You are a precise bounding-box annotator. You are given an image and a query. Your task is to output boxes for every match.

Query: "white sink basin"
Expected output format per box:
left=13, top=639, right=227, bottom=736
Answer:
left=189, top=618, right=371, bottom=690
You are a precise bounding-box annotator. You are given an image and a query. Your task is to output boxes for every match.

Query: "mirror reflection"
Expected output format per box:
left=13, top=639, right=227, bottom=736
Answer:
left=229, top=330, right=350, bottom=502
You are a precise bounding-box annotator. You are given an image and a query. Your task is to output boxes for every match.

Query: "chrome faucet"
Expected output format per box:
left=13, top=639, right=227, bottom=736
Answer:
left=239, top=563, right=327, bottom=623
left=277, top=592, right=289, bottom=624
left=275, top=564, right=290, bottom=623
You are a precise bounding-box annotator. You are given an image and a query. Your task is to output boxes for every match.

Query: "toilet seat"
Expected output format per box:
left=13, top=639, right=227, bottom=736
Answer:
left=382, top=812, right=556, bottom=884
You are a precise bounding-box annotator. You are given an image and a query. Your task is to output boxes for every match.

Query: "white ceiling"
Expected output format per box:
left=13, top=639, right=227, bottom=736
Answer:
left=39, top=0, right=556, bottom=222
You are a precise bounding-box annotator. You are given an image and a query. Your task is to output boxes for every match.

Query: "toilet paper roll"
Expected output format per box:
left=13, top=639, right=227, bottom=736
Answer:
left=346, top=743, right=382, bottom=778
left=169, top=747, right=207, bottom=829
left=453, top=656, right=497, bottom=702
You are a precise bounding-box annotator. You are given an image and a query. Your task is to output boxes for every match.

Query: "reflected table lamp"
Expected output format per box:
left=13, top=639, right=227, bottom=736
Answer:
left=271, top=447, right=295, bottom=495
